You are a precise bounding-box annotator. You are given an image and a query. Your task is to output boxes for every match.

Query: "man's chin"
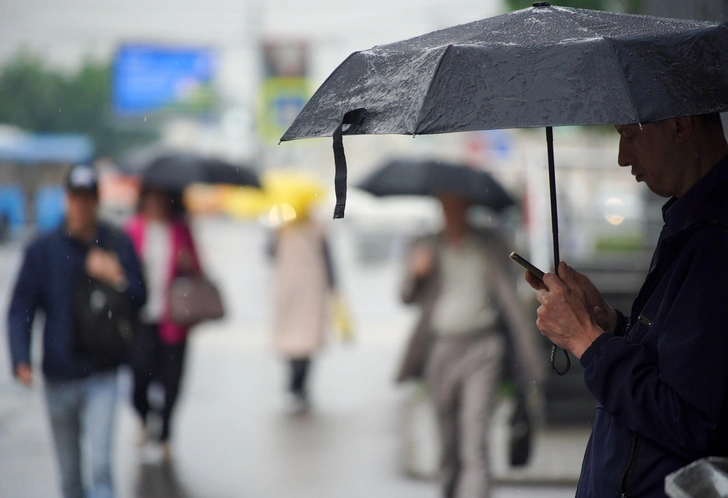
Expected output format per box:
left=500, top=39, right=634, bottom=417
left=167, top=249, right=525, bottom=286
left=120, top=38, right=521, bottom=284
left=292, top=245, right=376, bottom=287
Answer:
left=65, top=222, right=96, bottom=240
left=643, top=183, right=671, bottom=198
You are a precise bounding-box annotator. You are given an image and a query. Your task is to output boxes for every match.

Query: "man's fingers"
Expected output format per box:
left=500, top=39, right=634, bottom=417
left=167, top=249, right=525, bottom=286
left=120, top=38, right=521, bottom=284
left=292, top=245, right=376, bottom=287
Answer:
left=524, top=271, right=548, bottom=291
left=542, top=271, right=566, bottom=292
left=557, top=262, right=586, bottom=293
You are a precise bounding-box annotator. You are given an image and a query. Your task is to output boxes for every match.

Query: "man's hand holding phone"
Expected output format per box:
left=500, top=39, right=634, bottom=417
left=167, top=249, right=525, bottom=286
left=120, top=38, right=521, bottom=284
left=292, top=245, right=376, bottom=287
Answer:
left=512, top=253, right=617, bottom=334
left=511, top=255, right=617, bottom=358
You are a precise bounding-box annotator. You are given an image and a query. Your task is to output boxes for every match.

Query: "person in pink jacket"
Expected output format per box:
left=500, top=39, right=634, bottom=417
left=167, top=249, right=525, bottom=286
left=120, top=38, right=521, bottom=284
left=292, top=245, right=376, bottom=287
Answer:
left=125, top=189, right=201, bottom=459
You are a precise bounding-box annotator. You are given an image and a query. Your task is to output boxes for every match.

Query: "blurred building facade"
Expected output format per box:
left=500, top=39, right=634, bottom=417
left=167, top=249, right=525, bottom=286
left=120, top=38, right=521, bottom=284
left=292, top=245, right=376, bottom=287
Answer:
left=643, top=0, right=728, bottom=21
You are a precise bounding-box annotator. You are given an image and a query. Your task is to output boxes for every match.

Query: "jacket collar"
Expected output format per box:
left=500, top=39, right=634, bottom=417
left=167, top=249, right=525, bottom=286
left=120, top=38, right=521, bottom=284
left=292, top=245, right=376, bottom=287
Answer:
left=59, top=220, right=103, bottom=248
left=662, top=154, right=728, bottom=233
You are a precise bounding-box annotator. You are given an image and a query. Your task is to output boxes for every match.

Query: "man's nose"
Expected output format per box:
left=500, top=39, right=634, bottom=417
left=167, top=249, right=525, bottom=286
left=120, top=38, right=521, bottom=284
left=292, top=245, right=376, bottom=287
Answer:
left=617, top=141, right=631, bottom=167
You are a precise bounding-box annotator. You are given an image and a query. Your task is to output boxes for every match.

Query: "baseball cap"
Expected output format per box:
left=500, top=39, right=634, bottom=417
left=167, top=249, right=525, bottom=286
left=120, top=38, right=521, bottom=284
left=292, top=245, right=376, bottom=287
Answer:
left=66, top=165, right=99, bottom=196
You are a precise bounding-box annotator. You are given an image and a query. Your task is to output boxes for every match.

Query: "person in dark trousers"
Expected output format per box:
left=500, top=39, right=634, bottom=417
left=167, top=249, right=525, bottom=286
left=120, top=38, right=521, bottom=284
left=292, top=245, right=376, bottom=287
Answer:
left=125, top=189, right=201, bottom=459
left=526, top=113, right=728, bottom=497
left=7, top=164, right=147, bottom=498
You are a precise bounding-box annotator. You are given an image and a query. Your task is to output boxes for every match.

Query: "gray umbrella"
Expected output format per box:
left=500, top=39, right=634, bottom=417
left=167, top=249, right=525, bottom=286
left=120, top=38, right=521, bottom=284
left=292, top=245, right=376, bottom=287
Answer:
left=357, top=159, right=515, bottom=212
left=283, top=4, right=728, bottom=139
left=281, top=2, right=728, bottom=373
left=281, top=2, right=728, bottom=266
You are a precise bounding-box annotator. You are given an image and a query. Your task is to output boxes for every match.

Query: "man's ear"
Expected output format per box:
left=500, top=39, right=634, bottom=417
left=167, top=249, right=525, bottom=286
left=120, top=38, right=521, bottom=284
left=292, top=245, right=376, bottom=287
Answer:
left=673, top=116, right=693, bottom=143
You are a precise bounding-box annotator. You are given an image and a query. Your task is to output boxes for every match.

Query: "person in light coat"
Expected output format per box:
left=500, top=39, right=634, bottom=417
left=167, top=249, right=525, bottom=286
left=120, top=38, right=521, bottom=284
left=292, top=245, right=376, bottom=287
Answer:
left=270, top=211, right=337, bottom=412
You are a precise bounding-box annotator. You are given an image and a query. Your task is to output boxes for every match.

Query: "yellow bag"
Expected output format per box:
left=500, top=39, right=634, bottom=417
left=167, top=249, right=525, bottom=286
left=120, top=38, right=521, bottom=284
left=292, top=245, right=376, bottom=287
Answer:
left=331, top=293, right=354, bottom=343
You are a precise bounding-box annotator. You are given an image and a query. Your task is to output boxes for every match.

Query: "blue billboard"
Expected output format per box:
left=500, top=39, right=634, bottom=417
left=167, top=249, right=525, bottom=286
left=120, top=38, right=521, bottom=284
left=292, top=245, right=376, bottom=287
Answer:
left=113, top=44, right=216, bottom=115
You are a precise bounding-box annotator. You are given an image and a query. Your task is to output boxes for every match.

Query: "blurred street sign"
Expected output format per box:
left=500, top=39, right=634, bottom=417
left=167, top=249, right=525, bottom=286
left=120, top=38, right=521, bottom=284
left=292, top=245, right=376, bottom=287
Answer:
left=112, top=44, right=217, bottom=116
left=258, top=40, right=310, bottom=143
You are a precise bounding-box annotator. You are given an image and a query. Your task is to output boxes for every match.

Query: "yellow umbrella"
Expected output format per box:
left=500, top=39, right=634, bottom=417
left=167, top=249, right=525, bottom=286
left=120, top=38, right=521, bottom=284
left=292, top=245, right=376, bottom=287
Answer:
left=223, top=186, right=271, bottom=219
left=224, top=170, right=327, bottom=225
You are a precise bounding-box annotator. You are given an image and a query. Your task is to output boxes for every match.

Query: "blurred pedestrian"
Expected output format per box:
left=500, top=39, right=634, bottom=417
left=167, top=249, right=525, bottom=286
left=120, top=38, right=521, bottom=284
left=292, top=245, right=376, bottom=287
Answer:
left=270, top=207, right=338, bottom=413
left=125, top=188, right=201, bottom=459
left=398, top=194, right=543, bottom=498
left=527, top=113, right=728, bottom=496
left=7, top=164, right=147, bottom=498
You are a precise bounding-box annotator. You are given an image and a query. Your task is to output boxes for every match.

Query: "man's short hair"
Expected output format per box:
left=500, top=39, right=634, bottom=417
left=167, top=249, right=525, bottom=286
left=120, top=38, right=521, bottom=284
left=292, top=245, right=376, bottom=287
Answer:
left=65, top=165, right=99, bottom=198
left=696, top=112, right=724, bottom=132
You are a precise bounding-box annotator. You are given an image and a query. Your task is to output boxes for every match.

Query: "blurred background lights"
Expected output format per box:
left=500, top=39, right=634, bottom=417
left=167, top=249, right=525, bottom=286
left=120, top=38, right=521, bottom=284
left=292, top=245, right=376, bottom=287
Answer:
left=604, top=197, right=625, bottom=225
left=268, top=203, right=297, bottom=226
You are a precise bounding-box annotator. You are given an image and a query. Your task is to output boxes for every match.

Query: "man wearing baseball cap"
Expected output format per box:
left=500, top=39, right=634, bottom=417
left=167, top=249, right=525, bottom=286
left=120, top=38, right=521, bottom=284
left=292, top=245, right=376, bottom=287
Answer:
left=7, top=164, right=147, bottom=498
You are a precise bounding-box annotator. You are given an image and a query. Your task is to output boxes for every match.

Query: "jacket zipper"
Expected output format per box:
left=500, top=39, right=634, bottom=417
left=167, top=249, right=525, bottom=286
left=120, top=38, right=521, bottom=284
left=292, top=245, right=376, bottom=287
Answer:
left=619, top=433, right=640, bottom=497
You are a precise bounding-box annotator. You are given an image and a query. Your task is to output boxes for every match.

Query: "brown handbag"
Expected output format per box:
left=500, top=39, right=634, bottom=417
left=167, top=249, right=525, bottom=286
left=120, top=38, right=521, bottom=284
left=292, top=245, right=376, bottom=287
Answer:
left=168, top=275, right=225, bottom=326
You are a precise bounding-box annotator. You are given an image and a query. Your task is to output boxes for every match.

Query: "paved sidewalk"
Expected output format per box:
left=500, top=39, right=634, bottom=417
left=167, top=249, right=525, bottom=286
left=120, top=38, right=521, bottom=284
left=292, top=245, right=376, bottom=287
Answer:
left=0, top=326, right=585, bottom=498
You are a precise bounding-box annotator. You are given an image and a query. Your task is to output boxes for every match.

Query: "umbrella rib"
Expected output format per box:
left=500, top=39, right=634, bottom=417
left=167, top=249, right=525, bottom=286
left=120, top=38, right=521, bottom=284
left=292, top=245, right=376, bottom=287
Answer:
left=603, top=37, right=641, bottom=125
left=413, top=44, right=454, bottom=136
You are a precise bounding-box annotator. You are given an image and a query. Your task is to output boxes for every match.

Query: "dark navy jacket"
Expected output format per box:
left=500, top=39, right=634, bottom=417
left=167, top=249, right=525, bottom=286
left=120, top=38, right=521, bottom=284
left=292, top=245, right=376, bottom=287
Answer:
left=7, top=223, right=147, bottom=380
left=577, top=155, right=728, bottom=497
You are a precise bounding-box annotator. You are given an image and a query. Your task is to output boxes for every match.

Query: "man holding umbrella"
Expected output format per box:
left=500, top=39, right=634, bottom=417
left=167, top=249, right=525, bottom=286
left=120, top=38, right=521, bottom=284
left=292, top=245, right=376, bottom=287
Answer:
left=278, top=3, right=728, bottom=495
left=528, top=113, right=728, bottom=496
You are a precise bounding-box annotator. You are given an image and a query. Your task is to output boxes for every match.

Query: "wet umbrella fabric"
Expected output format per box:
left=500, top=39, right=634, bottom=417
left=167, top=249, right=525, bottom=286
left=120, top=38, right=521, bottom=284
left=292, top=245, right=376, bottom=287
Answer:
left=282, top=5, right=728, bottom=141
left=357, top=159, right=515, bottom=212
left=139, top=154, right=260, bottom=191
left=281, top=3, right=728, bottom=374
left=281, top=2, right=728, bottom=239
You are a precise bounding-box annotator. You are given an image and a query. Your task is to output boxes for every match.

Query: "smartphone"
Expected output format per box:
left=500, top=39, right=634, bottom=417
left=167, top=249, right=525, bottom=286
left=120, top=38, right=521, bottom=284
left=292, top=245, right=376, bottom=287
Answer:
left=509, top=252, right=545, bottom=281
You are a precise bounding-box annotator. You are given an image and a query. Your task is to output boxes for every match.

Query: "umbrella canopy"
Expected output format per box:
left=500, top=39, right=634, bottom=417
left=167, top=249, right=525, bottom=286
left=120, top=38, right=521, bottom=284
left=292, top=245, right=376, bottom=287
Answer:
left=357, top=159, right=515, bottom=212
left=132, top=153, right=260, bottom=191
left=281, top=2, right=728, bottom=260
left=282, top=4, right=728, bottom=141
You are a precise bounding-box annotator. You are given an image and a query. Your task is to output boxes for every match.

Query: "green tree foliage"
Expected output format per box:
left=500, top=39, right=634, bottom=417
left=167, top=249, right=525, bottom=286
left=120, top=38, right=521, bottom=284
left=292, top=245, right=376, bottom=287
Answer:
left=0, top=54, right=156, bottom=159
left=505, top=0, right=642, bottom=13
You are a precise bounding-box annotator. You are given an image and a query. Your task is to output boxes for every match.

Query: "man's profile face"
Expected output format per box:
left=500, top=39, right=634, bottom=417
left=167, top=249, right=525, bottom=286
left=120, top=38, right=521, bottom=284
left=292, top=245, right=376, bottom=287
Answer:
left=615, top=120, right=683, bottom=198
left=65, top=190, right=99, bottom=239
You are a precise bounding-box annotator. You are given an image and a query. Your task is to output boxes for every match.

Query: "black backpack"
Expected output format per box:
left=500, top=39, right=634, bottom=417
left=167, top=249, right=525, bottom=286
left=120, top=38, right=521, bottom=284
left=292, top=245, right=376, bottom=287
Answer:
left=72, top=227, right=136, bottom=370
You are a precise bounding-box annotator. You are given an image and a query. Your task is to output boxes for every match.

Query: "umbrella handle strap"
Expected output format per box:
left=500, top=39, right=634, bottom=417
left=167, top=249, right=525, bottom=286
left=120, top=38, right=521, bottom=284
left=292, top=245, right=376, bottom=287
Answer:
left=551, top=344, right=571, bottom=375
left=332, top=108, right=367, bottom=219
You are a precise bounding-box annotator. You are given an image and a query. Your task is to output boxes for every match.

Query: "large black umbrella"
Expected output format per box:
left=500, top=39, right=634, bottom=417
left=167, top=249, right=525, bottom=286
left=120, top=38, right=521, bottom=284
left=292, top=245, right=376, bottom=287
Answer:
left=281, top=2, right=728, bottom=372
left=358, top=159, right=515, bottom=212
left=127, top=153, right=260, bottom=191
left=282, top=2, right=728, bottom=262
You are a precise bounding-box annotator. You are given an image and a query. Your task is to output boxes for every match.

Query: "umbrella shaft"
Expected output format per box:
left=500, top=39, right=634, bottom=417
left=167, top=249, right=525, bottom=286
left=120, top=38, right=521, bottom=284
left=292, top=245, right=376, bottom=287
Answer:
left=546, top=126, right=570, bottom=376
left=546, top=127, right=560, bottom=270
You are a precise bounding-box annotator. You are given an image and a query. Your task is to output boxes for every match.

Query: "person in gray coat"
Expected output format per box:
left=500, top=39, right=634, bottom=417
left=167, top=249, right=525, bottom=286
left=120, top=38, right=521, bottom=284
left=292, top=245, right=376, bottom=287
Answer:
left=398, top=194, right=545, bottom=498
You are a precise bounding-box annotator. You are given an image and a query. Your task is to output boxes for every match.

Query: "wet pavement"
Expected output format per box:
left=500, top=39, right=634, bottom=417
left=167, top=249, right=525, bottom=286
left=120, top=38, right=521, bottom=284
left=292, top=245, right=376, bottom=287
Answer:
left=0, top=218, right=585, bottom=497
